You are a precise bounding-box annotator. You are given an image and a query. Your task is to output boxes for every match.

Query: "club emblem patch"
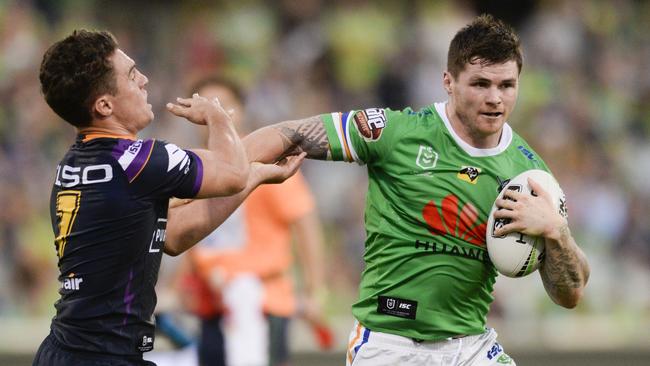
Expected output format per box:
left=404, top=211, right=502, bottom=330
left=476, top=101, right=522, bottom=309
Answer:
left=354, top=108, right=386, bottom=141
left=416, top=145, right=438, bottom=170
left=457, top=166, right=481, bottom=184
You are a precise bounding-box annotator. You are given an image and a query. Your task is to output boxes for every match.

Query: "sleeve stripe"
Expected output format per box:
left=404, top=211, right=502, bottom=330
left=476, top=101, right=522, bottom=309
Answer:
left=332, top=112, right=359, bottom=163
left=117, top=140, right=141, bottom=171
left=337, top=112, right=353, bottom=162
left=342, top=112, right=360, bottom=163
left=189, top=151, right=203, bottom=196
left=330, top=112, right=348, bottom=161
left=128, top=139, right=155, bottom=183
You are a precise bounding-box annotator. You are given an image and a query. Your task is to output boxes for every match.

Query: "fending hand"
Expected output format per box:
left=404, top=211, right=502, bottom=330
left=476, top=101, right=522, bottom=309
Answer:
left=251, top=152, right=306, bottom=185
left=166, top=93, right=232, bottom=126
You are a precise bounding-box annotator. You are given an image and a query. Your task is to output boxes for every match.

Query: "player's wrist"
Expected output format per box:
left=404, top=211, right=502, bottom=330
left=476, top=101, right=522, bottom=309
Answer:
left=543, top=216, right=569, bottom=242
left=205, top=107, right=234, bottom=127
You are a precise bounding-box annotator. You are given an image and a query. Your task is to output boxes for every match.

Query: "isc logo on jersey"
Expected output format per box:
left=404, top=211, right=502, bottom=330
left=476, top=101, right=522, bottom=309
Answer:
left=353, top=108, right=386, bottom=141
left=61, top=273, right=83, bottom=291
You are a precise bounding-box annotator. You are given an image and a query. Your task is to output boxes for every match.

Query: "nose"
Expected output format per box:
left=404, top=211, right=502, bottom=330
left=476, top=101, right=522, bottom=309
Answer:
left=141, top=74, right=148, bottom=88
left=485, top=86, right=502, bottom=105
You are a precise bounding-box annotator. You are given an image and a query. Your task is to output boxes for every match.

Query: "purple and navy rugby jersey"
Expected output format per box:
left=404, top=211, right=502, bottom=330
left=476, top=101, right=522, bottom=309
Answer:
left=49, top=133, right=203, bottom=356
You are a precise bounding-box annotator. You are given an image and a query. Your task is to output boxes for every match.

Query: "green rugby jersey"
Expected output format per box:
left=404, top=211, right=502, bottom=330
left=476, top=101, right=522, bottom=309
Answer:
left=321, top=102, right=550, bottom=340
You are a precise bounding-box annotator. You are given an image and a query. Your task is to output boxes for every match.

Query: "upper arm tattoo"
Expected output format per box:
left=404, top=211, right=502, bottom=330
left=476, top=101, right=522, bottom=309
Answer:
left=272, top=115, right=331, bottom=160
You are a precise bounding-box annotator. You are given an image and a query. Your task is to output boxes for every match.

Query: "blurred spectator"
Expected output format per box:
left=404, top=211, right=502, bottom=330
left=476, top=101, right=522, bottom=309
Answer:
left=1, top=0, right=649, bottom=353
left=176, top=75, right=330, bottom=366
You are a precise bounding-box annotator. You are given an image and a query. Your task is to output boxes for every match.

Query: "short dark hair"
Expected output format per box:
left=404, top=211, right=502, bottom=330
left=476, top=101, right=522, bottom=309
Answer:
left=190, top=75, right=246, bottom=105
left=447, top=14, right=522, bottom=78
left=39, top=30, right=118, bottom=127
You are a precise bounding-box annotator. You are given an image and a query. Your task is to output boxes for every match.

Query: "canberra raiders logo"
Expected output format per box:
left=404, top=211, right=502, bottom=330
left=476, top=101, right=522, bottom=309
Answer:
left=457, top=166, right=481, bottom=184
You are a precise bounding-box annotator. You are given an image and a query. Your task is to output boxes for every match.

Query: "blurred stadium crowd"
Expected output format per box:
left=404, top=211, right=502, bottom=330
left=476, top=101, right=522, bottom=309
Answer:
left=1, top=0, right=649, bottom=352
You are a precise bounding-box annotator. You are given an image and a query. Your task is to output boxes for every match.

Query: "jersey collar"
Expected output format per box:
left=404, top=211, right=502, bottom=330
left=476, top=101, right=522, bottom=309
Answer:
left=434, top=102, right=512, bottom=157
left=79, top=132, right=137, bottom=142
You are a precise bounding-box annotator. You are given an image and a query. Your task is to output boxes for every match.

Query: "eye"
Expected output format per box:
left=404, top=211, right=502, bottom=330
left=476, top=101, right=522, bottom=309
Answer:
left=472, top=80, right=489, bottom=88
left=499, top=80, right=517, bottom=89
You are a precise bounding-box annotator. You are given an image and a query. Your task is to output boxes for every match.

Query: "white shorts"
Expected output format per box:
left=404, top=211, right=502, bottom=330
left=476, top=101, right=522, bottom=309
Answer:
left=346, top=320, right=515, bottom=366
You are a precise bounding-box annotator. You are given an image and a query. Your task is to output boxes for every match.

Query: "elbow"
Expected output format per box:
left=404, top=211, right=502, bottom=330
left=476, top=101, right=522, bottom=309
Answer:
left=222, top=168, right=249, bottom=195
left=163, top=241, right=183, bottom=257
left=555, top=287, right=584, bottom=309
left=163, top=234, right=193, bottom=257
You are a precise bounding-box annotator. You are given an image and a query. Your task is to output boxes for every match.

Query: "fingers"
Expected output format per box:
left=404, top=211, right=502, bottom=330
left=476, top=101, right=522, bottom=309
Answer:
left=178, top=96, right=194, bottom=107
left=279, top=152, right=307, bottom=173
left=493, top=207, right=515, bottom=220
left=495, top=197, right=516, bottom=210
left=527, top=177, right=549, bottom=198
left=250, top=152, right=306, bottom=185
left=166, top=101, right=189, bottom=118
left=493, top=222, right=520, bottom=237
left=501, top=188, right=523, bottom=201
left=179, top=93, right=207, bottom=106
left=165, top=96, right=195, bottom=116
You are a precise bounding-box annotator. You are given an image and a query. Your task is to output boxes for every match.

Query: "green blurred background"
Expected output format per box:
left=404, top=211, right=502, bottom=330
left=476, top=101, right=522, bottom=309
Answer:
left=1, top=0, right=649, bottom=364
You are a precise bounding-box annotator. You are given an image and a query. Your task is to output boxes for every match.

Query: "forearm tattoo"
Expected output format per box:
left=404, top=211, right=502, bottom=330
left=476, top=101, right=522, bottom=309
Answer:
left=541, top=225, right=585, bottom=296
left=272, top=116, right=331, bottom=160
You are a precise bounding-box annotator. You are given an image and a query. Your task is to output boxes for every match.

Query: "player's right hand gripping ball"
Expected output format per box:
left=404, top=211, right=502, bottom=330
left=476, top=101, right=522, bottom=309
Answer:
left=486, top=169, right=566, bottom=277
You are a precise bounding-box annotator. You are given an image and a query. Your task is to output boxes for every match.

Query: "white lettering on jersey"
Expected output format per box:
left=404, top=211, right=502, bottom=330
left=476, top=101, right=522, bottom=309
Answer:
left=149, top=218, right=167, bottom=253
left=165, top=143, right=190, bottom=172
left=56, top=164, right=114, bottom=187
left=82, top=164, right=113, bottom=184
left=61, top=165, right=80, bottom=187
left=365, top=108, right=386, bottom=130
left=61, top=276, right=83, bottom=290
left=117, top=139, right=143, bottom=171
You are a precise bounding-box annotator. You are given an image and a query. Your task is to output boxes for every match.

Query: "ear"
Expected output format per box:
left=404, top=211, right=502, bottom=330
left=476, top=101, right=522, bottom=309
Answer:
left=442, top=71, right=453, bottom=95
left=93, top=95, right=113, bottom=118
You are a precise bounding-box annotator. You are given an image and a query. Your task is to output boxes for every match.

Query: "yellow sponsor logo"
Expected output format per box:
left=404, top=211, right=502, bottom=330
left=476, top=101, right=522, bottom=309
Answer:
left=457, top=166, right=481, bottom=184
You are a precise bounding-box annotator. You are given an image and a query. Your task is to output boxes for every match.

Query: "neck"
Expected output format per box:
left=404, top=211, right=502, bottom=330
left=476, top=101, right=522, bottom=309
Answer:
left=445, top=102, right=501, bottom=149
left=78, top=126, right=136, bottom=140
left=78, top=119, right=137, bottom=138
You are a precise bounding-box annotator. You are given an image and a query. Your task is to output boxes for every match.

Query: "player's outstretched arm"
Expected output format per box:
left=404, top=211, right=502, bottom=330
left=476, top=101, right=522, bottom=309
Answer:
left=243, top=115, right=332, bottom=164
left=167, top=93, right=249, bottom=198
left=493, top=178, right=590, bottom=308
left=164, top=153, right=306, bottom=256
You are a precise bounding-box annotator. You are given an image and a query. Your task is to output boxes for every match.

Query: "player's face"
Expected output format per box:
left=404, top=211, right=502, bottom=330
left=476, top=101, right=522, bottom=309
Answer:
left=197, top=84, right=244, bottom=133
left=108, top=49, right=153, bottom=132
left=444, top=60, right=519, bottom=147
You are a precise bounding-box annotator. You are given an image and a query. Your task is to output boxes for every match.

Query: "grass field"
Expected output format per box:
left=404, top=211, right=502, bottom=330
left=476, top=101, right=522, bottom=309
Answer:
left=9, top=350, right=650, bottom=366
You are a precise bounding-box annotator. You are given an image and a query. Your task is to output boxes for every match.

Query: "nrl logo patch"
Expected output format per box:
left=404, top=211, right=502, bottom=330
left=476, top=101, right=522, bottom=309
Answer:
left=457, top=166, right=481, bottom=184
left=416, top=145, right=438, bottom=170
left=354, top=108, right=386, bottom=141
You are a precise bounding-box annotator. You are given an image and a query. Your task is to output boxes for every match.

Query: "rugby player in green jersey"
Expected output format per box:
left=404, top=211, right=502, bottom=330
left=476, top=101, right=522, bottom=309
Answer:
left=242, top=14, right=590, bottom=366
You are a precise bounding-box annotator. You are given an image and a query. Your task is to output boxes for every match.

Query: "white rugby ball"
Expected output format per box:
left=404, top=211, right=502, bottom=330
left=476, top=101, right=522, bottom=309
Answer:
left=486, top=169, right=567, bottom=278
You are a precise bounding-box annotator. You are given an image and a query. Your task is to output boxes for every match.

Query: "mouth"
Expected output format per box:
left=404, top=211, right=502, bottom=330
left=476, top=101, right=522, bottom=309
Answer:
left=480, top=112, right=503, bottom=118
